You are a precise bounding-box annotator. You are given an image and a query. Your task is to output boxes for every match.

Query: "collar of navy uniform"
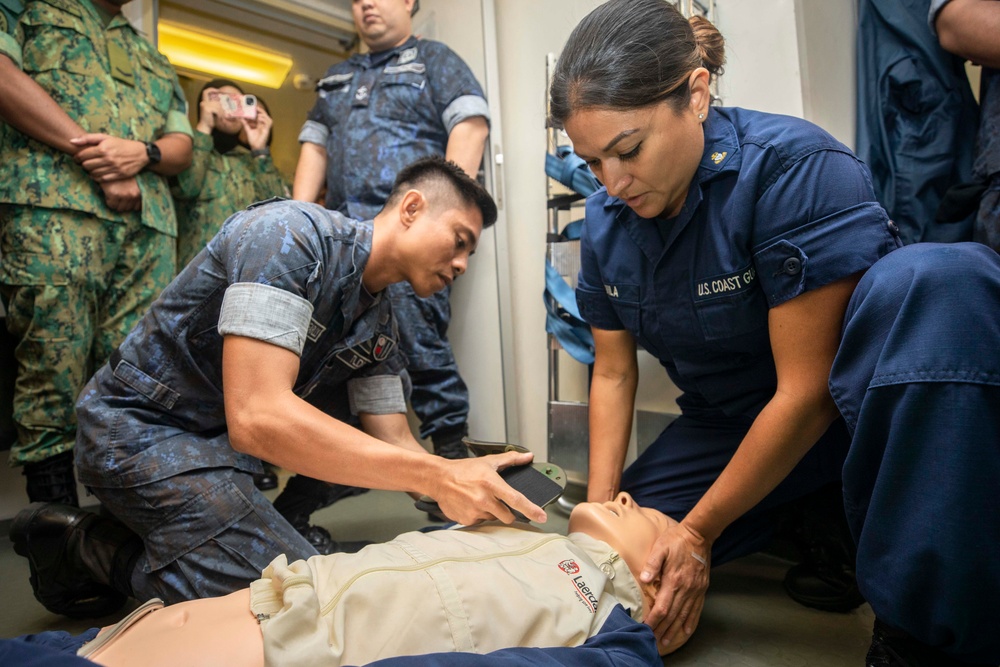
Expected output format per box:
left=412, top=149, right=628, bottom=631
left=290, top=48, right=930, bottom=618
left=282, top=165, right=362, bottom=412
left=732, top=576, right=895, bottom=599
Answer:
left=696, top=107, right=741, bottom=180
left=337, top=219, right=381, bottom=323
left=363, top=35, right=419, bottom=68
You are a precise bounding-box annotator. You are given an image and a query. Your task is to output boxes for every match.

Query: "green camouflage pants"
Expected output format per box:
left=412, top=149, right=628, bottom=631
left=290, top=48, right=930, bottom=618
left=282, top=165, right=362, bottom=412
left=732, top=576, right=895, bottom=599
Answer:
left=0, top=206, right=175, bottom=466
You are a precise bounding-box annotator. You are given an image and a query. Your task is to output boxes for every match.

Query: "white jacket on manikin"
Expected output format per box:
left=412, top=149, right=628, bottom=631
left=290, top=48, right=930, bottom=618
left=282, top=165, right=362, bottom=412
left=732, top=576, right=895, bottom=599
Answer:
left=249, top=522, right=645, bottom=666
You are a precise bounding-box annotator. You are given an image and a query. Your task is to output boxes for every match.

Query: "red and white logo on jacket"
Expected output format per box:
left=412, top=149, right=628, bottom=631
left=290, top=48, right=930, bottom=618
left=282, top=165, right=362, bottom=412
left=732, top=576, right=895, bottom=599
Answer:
left=557, top=559, right=598, bottom=614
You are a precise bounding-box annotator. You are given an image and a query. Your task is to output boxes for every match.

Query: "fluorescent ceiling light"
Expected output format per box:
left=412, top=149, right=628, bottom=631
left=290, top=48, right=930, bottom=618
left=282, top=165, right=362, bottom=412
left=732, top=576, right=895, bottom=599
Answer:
left=158, top=21, right=294, bottom=89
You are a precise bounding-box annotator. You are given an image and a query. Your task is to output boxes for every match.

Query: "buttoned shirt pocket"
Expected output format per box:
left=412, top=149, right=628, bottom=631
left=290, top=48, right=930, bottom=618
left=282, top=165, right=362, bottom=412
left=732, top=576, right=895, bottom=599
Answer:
left=374, top=69, right=428, bottom=123
left=316, top=74, right=352, bottom=126
left=693, top=284, right=769, bottom=343
left=20, top=3, right=94, bottom=73
left=133, top=45, right=175, bottom=112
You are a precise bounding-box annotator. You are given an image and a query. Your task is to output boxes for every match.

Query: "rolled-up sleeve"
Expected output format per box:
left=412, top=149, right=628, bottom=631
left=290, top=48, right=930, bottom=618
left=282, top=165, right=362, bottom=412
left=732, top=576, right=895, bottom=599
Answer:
left=441, top=95, right=490, bottom=135
left=298, top=119, right=329, bottom=146
left=751, top=149, right=899, bottom=308
left=927, top=0, right=951, bottom=33
left=0, top=34, right=21, bottom=67
left=347, top=375, right=406, bottom=415
left=218, top=282, right=314, bottom=355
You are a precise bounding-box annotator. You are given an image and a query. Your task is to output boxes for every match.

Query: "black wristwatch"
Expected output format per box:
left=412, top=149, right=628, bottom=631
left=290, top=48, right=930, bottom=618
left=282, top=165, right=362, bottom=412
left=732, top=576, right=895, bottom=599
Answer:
left=144, top=141, right=161, bottom=168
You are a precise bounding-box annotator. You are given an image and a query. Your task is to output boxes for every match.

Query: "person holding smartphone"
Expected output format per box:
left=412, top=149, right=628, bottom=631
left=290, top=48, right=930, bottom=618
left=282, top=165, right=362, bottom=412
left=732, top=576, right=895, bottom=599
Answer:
left=172, top=79, right=287, bottom=269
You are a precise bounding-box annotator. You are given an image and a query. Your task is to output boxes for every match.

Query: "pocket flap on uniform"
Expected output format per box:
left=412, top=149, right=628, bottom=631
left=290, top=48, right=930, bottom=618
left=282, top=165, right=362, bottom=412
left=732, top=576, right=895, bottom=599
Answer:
left=112, top=358, right=180, bottom=410
left=0, top=251, right=70, bottom=286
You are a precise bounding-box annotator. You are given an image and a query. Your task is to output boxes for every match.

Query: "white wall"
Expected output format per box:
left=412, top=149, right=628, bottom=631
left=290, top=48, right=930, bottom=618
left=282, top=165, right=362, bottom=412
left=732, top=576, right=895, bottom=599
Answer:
left=492, top=0, right=606, bottom=455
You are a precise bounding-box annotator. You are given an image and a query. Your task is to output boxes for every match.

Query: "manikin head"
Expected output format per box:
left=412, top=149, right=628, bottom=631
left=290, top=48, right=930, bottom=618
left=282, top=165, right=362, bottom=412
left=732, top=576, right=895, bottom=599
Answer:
left=351, top=0, right=415, bottom=53
left=369, top=156, right=497, bottom=298
left=568, top=492, right=674, bottom=615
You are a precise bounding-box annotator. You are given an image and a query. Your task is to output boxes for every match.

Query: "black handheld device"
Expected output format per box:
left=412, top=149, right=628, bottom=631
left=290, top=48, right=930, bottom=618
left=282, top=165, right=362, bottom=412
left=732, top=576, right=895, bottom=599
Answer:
left=415, top=440, right=567, bottom=522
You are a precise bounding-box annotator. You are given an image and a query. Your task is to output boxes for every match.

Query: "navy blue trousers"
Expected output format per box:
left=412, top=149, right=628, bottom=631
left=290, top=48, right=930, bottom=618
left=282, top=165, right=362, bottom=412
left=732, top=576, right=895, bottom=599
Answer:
left=831, top=242, right=1000, bottom=663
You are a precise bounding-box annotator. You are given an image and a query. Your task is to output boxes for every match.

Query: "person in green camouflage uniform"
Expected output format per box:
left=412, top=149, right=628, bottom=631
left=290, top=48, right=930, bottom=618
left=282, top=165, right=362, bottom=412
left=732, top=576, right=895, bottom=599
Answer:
left=0, top=0, right=193, bottom=506
left=172, top=79, right=287, bottom=268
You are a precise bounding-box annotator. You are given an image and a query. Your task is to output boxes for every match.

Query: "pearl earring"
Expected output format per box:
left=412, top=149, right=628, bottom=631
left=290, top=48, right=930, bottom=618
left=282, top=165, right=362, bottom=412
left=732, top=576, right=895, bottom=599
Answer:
left=698, top=113, right=705, bottom=120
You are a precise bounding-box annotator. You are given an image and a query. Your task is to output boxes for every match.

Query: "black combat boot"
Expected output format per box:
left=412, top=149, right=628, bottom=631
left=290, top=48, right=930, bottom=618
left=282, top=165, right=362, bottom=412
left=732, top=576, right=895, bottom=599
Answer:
left=781, top=483, right=865, bottom=613
left=23, top=450, right=79, bottom=507
left=272, top=474, right=370, bottom=555
left=9, top=503, right=142, bottom=619
left=430, top=424, right=469, bottom=460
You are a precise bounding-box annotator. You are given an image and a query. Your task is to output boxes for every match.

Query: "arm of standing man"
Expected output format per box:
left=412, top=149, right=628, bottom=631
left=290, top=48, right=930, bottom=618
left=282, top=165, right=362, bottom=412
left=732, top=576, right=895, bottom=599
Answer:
left=0, top=54, right=86, bottom=154
left=934, top=0, right=1000, bottom=68
left=292, top=141, right=328, bottom=203
left=222, top=334, right=547, bottom=526
left=70, top=132, right=193, bottom=179
left=444, top=116, right=489, bottom=179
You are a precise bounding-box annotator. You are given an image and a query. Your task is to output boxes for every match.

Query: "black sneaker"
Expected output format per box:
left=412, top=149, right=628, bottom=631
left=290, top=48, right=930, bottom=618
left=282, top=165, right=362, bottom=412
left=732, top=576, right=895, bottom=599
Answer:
left=431, top=425, right=469, bottom=460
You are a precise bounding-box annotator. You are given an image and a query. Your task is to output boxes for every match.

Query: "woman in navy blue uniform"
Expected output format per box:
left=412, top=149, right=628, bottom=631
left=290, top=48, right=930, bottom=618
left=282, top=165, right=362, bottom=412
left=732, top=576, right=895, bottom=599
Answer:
left=550, top=1, right=1000, bottom=665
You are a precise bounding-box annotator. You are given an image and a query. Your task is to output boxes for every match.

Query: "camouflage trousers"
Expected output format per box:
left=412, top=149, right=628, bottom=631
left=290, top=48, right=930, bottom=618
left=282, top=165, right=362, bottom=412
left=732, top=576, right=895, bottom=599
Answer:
left=386, top=280, right=469, bottom=440
left=0, top=206, right=175, bottom=466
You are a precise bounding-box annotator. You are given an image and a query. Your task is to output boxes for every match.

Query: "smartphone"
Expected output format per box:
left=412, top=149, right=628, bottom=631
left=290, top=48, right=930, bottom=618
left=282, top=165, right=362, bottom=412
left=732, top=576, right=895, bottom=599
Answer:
left=210, top=91, right=258, bottom=120
left=415, top=458, right=567, bottom=523
left=499, top=462, right=567, bottom=522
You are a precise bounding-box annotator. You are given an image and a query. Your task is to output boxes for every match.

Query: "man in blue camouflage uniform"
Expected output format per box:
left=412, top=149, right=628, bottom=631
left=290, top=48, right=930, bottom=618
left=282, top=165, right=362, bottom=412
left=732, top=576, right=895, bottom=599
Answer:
left=290, top=0, right=490, bottom=543
left=0, top=0, right=193, bottom=507
left=931, top=0, right=1000, bottom=254
left=10, top=157, right=546, bottom=618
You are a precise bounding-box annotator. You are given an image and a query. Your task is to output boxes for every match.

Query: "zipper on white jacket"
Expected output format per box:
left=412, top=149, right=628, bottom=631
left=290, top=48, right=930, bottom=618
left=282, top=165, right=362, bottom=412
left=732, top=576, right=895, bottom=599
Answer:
left=599, top=552, right=620, bottom=579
